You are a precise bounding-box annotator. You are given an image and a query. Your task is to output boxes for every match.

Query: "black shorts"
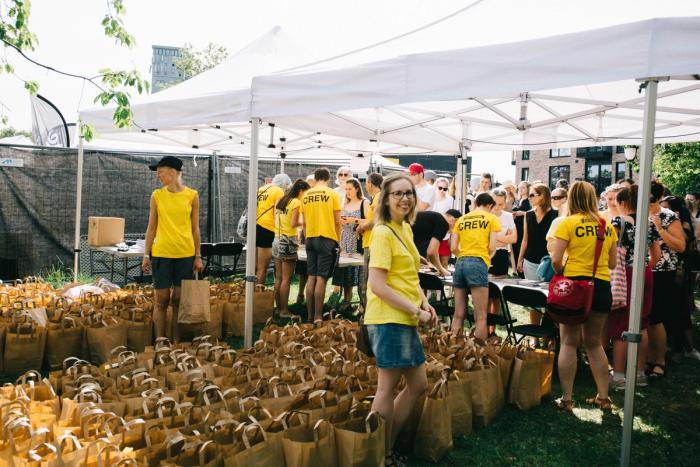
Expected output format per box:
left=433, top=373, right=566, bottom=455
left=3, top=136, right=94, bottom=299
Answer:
left=305, top=237, right=339, bottom=278
left=489, top=249, right=510, bottom=276
left=649, top=270, right=677, bottom=325
left=569, top=276, right=612, bottom=313
left=256, top=224, right=275, bottom=249
left=151, top=256, right=194, bottom=289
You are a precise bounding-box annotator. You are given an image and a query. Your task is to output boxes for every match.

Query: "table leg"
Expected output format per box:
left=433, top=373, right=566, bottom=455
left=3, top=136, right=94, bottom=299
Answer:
left=123, top=257, right=128, bottom=285
left=110, top=254, right=115, bottom=283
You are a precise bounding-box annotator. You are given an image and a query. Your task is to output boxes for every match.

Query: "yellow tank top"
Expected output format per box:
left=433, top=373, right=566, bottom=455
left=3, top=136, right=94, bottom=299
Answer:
left=151, top=186, right=197, bottom=258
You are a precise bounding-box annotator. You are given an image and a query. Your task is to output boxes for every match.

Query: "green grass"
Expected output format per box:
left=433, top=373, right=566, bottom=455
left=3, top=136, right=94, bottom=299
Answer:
left=41, top=258, right=97, bottom=289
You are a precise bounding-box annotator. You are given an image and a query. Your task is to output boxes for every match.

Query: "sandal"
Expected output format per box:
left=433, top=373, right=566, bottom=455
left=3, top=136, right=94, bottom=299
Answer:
left=585, top=395, right=613, bottom=411
left=554, top=397, right=573, bottom=412
left=646, top=364, right=666, bottom=379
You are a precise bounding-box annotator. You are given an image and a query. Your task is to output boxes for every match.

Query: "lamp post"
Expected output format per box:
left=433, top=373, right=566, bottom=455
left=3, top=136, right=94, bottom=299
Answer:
left=624, top=146, right=638, bottom=180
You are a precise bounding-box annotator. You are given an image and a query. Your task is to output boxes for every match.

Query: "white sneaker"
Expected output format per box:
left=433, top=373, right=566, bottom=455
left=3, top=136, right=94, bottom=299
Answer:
left=684, top=349, right=700, bottom=361
left=609, top=373, right=626, bottom=390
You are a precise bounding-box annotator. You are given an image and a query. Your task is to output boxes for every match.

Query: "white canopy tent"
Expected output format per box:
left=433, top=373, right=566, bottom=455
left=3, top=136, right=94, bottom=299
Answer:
left=246, top=17, right=700, bottom=466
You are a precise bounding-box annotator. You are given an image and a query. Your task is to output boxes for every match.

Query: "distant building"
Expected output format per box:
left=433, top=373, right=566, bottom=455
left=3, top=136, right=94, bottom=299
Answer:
left=514, top=146, right=632, bottom=193
left=151, top=45, right=183, bottom=92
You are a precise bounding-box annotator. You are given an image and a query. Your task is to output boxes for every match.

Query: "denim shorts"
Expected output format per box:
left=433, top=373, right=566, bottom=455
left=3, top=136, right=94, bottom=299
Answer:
left=366, top=323, right=426, bottom=369
left=523, top=259, right=542, bottom=281
left=453, top=257, right=489, bottom=288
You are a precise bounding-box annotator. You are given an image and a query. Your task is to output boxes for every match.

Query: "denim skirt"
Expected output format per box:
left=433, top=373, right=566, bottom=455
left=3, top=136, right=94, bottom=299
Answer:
left=366, top=323, right=426, bottom=369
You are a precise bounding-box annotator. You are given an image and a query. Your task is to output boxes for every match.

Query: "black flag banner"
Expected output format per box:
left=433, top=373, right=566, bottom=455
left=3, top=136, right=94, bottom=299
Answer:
left=30, top=94, right=70, bottom=147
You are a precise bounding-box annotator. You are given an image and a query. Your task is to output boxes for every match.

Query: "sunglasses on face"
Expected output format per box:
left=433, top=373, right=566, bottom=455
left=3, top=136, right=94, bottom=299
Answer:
left=338, top=173, right=350, bottom=177
left=390, top=190, right=415, bottom=200
left=552, top=195, right=566, bottom=200
left=437, top=186, right=448, bottom=191
left=528, top=192, right=540, bottom=198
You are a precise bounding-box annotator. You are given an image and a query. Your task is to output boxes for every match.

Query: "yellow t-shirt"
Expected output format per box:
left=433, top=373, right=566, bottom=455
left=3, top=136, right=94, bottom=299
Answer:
left=151, top=187, right=197, bottom=258
left=300, top=185, right=341, bottom=241
left=453, top=210, right=502, bottom=267
left=362, top=195, right=379, bottom=249
left=365, top=221, right=421, bottom=326
left=275, top=197, right=301, bottom=238
left=554, top=213, right=618, bottom=281
left=256, top=184, right=284, bottom=232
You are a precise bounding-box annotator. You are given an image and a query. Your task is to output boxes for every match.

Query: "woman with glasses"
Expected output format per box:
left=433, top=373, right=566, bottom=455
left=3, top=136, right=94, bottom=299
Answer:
left=432, top=177, right=454, bottom=214
left=334, top=166, right=351, bottom=198
left=550, top=181, right=618, bottom=411
left=517, top=183, right=557, bottom=279
left=518, top=183, right=557, bottom=340
left=332, top=178, right=370, bottom=313
left=551, top=188, right=568, bottom=215
left=365, top=173, right=437, bottom=467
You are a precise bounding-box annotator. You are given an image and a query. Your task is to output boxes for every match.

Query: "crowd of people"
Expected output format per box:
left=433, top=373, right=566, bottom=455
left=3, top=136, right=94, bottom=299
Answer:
left=141, top=155, right=699, bottom=466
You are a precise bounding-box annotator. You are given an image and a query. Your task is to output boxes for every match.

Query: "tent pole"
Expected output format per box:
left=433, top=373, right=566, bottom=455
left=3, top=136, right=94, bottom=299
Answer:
left=620, top=78, right=659, bottom=467
left=73, top=123, right=85, bottom=282
left=244, top=119, right=260, bottom=348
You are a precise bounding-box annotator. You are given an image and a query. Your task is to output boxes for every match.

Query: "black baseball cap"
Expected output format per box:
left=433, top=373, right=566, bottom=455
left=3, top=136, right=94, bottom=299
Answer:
left=149, top=156, right=183, bottom=171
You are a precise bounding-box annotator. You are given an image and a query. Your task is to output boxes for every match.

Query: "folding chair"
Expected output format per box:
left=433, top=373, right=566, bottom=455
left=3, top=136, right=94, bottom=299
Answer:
left=418, top=273, right=454, bottom=319
left=486, top=282, right=517, bottom=341
left=201, top=242, right=244, bottom=279
left=501, top=285, right=558, bottom=344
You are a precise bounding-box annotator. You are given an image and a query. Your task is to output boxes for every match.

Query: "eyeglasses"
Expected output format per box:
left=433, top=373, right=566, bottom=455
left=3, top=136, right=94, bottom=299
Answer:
left=338, top=173, right=350, bottom=177
left=552, top=195, right=566, bottom=200
left=437, top=186, right=448, bottom=192
left=389, top=190, right=415, bottom=200
left=528, top=192, right=540, bottom=198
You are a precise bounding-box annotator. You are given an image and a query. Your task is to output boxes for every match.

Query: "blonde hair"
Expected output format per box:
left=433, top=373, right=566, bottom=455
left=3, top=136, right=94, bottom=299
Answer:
left=374, top=173, right=417, bottom=225
left=567, top=181, right=600, bottom=221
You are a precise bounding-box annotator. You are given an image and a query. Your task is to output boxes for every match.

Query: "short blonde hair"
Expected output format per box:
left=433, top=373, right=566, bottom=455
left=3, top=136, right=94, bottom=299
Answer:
left=374, top=173, right=417, bottom=225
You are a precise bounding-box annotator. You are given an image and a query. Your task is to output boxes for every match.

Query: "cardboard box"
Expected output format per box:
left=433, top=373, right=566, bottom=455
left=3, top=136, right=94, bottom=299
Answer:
left=88, top=217, right=125, bottom=246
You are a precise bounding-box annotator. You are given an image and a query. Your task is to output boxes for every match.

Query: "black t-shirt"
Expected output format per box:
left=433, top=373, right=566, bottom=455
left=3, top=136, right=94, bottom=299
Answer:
left=524, top=209, right=558, bottom=263
left=411, top=211, right=449, bottom=257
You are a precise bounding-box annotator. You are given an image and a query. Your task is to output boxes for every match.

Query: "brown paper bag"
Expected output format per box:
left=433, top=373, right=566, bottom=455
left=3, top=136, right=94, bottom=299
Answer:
left=334, top=411, right=385, bottom=467
left=85, top=317, right=127, bottom=365
left=3, top=321, right=46, bottom=375
left=414, top=379, right=453, bottom=462
left=125, top=308, right=153, bottom=352
left=223, top=423, right=286, bottom=467
left=534, top=349, right=555, bottom=398
left=465, top=359, right=504, bottom=428
left=508, top=351, right=541, bottom=410
left=444, top=371, right=472, bottom=437
left=222, top=293, right=244, bottom=338
left=45, top=317, right=85, bottom=371
left=283, top=419, right=338, bottom=467
left=202, top=296, right=223, bottom=339
left=179, top=275, right=211, bottom=324
left=253, top=286, right=275, bottom=324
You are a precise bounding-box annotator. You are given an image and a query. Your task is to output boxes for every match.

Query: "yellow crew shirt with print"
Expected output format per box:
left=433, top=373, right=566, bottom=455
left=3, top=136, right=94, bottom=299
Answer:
left=554, top=213, right=618, bottom=281
left=453, top=210, right=502, bottom=268
left=300, top=185, right=341, bottom=242
left=275, top=198, right=301, bottom=238
left=362, top=195, right=379, bottom=249
left=151, top=187, right=197, bottom=258
left=256, top=184, right=284, bottom=232
left=365, top=221, right=421, bottom=326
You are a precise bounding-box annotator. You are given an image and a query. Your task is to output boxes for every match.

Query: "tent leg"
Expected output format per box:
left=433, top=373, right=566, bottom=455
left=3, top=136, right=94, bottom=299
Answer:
left=620, top=78, right=659, bottom=467
left=73, top=124, right=85, bottom=282
left=244, top=119, right=260, bottom=348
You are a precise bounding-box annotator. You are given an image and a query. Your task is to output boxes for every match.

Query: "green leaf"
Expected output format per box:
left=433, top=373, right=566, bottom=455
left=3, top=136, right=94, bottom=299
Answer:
left=24, top=80, right=39, bottom=95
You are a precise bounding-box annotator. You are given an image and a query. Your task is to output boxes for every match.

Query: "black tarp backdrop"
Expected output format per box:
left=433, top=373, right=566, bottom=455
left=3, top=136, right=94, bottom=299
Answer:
left=0, top=144, right=336, bottom=279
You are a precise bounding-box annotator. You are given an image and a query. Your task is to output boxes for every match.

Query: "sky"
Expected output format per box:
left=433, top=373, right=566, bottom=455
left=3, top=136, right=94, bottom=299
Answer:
left=2, top=0, right=700, bottom=181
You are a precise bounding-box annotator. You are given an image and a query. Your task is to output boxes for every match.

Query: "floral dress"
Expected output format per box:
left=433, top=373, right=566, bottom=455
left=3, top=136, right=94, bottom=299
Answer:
left=332, top=206, right=362, bottom=287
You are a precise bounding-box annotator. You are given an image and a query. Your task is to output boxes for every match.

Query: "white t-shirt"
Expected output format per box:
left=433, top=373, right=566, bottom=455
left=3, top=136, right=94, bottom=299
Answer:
left=416, top=183, right=436, bottom=210
left=497, top=211, right=516, bottom=250
left=433, top=196, right=454, bottom=214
